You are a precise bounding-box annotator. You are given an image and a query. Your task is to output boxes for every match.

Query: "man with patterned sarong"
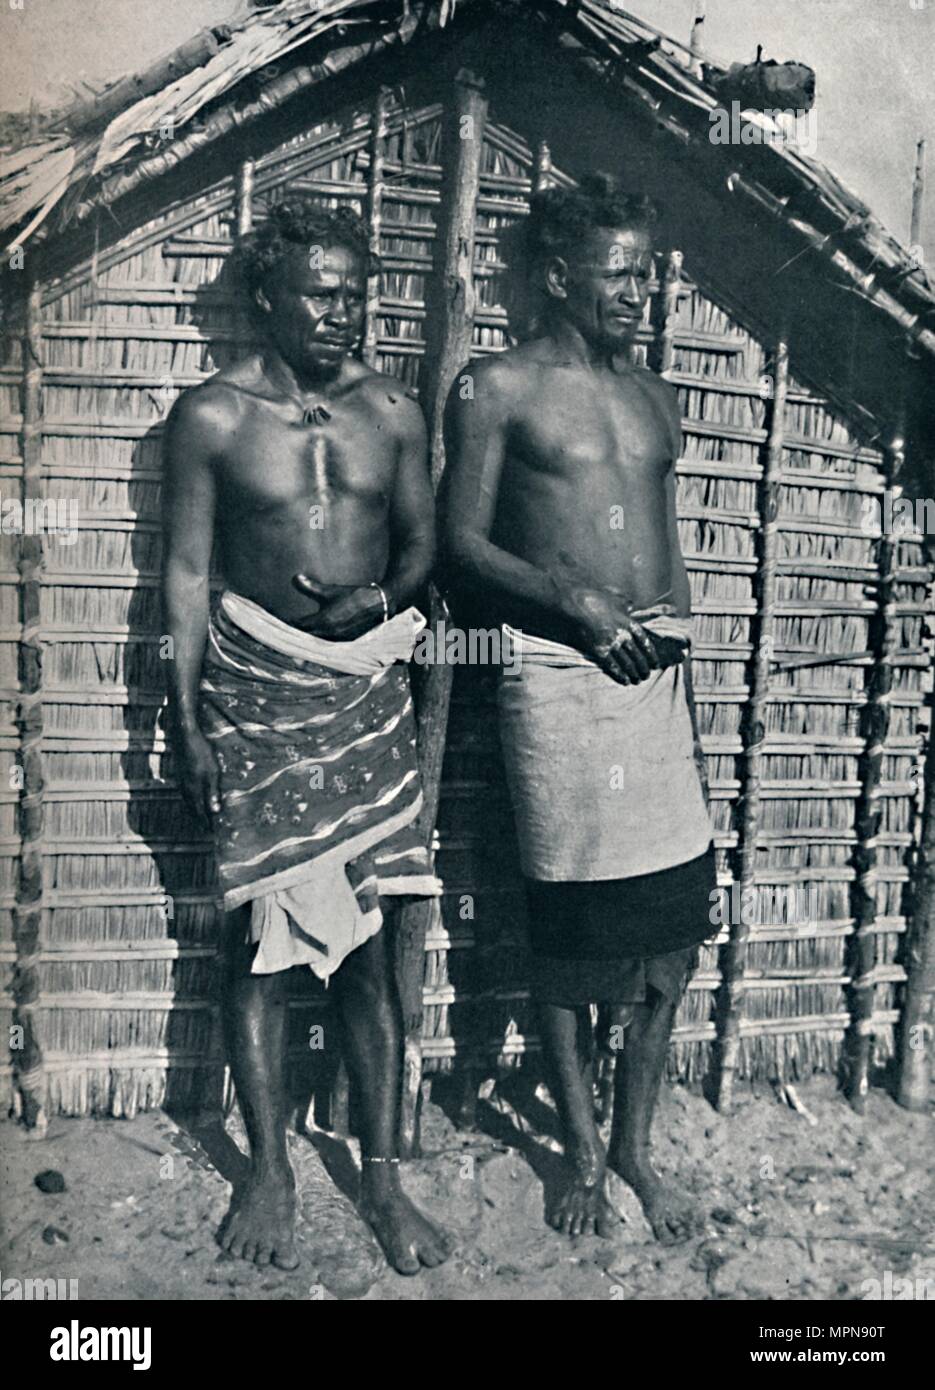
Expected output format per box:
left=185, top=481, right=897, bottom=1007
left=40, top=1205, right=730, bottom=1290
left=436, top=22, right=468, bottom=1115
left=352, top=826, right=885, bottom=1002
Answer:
left=441, top=175, right=717, bottom=1244
left=162, top=198, right=451, bottom=1275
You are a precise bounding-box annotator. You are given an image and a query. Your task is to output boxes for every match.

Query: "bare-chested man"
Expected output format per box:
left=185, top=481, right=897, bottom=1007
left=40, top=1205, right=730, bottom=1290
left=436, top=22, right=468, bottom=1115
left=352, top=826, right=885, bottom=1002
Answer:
left=441, top=175, right=716, bottom=1243
left=162, top=198, right=451, bottom=1275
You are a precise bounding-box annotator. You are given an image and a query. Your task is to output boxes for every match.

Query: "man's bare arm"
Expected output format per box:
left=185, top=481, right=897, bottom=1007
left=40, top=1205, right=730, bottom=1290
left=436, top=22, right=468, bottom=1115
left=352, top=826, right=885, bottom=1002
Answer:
left=440, top=362, right=570, bottom=634
left=161, top=388, right=224, bottom=822
left=662, top=438, right=709, bottom=804
left=440, top=362, right=658, bottom=684
left=382, top=392, right=435, bottom=613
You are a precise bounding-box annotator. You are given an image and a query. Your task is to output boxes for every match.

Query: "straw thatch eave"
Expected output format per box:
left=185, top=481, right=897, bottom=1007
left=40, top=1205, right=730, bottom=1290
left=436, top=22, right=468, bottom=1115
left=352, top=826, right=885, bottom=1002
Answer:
left=2, top=0, right=932, bottom=466
left=470, top=19, right=935, bottom=471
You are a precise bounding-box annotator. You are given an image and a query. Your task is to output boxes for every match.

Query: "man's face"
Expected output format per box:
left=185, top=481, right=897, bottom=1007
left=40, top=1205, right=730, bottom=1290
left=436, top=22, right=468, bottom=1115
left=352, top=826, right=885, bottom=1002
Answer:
left=259, top=241, right=366, bottom=378
left=556, top=225, right=654, bottom=352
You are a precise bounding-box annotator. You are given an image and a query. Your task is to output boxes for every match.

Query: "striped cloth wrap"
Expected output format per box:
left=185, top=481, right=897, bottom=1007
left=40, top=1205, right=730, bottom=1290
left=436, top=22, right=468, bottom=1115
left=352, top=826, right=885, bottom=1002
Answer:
left=199, top=591, right=441, bottom=979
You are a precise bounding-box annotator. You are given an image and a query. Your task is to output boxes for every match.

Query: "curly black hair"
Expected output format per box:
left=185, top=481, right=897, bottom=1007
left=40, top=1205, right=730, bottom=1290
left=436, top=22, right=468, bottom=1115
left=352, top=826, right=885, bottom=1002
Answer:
left=526, top=173, right=659, bottom=268
left=232, top=196, right=378, bottom=301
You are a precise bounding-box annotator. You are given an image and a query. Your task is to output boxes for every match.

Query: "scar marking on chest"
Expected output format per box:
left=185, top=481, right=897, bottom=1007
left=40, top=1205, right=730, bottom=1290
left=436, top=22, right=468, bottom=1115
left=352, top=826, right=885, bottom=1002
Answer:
left=310, top=436, right=330, bottom=494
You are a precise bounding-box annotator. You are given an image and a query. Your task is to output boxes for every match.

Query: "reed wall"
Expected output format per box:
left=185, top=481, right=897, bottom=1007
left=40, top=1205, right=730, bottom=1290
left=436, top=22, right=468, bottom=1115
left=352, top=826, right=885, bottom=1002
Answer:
left=1, top=93, right=929, bottom=1116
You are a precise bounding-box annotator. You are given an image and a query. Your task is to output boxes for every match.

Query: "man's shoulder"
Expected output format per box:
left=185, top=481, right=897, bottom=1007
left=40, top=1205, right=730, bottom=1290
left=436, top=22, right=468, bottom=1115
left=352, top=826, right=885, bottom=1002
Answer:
left=625, top=364, right=680, bottom=415
left=352, top=363, right=426, bottom=437
left=169, top=359, right=261, bottom=432
left=453, top=343, right=545, bottom=405
left=627, top=363, right=678, bottom=403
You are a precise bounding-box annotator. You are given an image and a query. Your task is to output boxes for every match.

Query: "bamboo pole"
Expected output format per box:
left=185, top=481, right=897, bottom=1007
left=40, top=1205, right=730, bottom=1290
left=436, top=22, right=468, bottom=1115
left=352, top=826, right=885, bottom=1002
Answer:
left=71, top=7, right=437, bottom=227
left=395, top=70, right=488, bottom=1157
left=64, top=27, right=229, bottom=135
left=12, top=253, right=47, bottom=1132
left=910, top=137, right=926, bottom=249
left=649, top=247, right=682, bottom=376
left=361, top=87, right=389, bottom=369
left=533, top=139, right=553, bottom=193
left=844, top=441, right=901, bottom=1111
left=689, top=1, right=706, bottom=78
left=715, top=335, right=789, bottom=1112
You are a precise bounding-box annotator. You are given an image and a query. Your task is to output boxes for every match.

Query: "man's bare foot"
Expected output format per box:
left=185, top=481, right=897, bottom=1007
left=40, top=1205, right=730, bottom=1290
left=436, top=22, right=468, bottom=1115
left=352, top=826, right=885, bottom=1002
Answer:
left=218, top=1167, right=299, bottom=1269
left=611, top=1157, right=702, bottom=1245
left=548, top=1139, right=620, bottom=1239
left=359, top=1164, right=453, bottom=1276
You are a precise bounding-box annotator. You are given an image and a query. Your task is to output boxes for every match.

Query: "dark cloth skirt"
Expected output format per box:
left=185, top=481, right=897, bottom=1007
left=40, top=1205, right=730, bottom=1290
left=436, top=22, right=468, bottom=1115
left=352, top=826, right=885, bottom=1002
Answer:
left=525, top=843, right=717, bottom=1005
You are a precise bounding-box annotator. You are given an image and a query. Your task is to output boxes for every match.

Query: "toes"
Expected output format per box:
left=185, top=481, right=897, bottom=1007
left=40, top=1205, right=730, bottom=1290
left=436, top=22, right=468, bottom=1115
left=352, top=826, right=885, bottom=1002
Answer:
left=420, top=1229, right=453, bottom=1267
left=254, top=1244, right=273, bottom=1266
left=657, top=1215, right=692, bottom=1246
left=392, top=1246, right=422, bottom=1277
left=272, top=1246, right=300, bottom=1272
left=240, top=1241, right=258, bottom=1263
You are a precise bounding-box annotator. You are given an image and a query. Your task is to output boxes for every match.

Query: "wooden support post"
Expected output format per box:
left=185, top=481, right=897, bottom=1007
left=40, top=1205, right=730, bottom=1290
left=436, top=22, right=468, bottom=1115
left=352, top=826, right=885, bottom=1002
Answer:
left=896, top=525, right=935, bottom=1111
left=362, top=88, right=389, bottom=369
left=897, top=759, right=935, bottom=1110
left=649, top=248, right=682, bottom=377
left=715, top=336, right=788, bottom=1112
left=235, top=155, right=255, bottom=239
left=395, top=70, right=488, bottom=1158
left=330, top=1060, right=351, bottom=1137
left=12, top=253, right=47, bottom=1132
left=203, top=158, right=256, bottom=1124
left=845, top=443, right=902, bottom=1110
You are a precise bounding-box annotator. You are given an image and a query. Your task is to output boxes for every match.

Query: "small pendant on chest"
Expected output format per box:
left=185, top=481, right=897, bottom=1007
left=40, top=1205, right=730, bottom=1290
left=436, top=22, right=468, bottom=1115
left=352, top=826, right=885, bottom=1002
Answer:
left=303, top=404, right=332, bottom=427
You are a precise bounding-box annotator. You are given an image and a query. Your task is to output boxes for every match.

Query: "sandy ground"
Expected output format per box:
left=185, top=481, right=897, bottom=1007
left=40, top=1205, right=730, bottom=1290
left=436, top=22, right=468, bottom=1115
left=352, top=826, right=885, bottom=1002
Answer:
left=1, top=1075, right=932, bottom=1301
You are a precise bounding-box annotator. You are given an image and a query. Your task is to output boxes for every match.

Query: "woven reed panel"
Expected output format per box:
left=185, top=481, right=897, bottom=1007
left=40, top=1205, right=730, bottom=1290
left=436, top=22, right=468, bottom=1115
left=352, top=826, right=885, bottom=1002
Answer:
left=21, top=97, right=932, bottom=1113
left=0, top=330, right=23, bottom=1109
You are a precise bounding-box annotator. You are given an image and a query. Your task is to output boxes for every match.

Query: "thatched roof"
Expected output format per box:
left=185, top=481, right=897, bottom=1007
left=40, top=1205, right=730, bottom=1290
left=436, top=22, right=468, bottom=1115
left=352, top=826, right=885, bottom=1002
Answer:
left=2, top=0, right=933, bottom=449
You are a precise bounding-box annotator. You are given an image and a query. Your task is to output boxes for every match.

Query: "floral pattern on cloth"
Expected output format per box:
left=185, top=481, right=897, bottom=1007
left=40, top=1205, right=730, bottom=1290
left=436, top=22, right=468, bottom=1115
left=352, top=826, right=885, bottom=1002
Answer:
left=199, top=592, right=441, bottom=978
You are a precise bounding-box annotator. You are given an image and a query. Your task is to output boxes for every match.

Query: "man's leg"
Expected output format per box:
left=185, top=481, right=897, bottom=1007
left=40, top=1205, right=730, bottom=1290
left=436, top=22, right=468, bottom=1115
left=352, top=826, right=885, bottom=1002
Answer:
left=217, top=905, right=299, bottom=1269
left=330, top=906, right=451, bottom=1275
left=607, top=953, right=703, bottom=1244
left=538, top=1001, right=619, bottom=1237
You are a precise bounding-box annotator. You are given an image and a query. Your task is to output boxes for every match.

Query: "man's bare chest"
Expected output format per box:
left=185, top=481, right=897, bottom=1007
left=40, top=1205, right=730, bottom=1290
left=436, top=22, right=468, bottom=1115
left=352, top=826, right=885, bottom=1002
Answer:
left=217, top=406, right=397, bottom=512
left=509, top=373, right=672, bottom=485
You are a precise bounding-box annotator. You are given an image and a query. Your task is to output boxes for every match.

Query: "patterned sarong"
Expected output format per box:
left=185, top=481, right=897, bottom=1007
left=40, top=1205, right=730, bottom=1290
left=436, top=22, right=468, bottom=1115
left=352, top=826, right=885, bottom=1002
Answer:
left=199, top=592, right=441, bottom=979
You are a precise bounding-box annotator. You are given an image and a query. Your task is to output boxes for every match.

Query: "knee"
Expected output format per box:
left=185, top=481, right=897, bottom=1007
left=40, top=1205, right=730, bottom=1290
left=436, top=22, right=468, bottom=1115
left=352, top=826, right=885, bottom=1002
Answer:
left=597, top=1004, right=636, bottom=1053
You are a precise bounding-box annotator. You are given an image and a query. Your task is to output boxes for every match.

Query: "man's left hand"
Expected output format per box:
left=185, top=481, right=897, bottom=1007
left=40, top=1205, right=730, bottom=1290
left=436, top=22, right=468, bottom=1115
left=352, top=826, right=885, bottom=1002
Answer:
left=292, top=573, right=387, bottom=639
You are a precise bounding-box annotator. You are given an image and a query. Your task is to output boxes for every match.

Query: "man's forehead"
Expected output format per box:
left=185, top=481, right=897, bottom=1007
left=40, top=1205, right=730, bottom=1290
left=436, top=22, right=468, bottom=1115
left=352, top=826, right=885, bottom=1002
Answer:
left=281, top=241, right=364, bottom=283
left=581, top=225, right=653, bottom=265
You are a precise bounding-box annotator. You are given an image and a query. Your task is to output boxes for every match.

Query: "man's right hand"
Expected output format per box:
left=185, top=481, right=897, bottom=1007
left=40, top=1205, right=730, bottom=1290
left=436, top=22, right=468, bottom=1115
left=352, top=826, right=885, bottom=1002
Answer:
left=563, top=586, right=662, bottom=685
left=558, top=586, right=680, bottom=689
left=175, top=727, right=221, bottom=827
